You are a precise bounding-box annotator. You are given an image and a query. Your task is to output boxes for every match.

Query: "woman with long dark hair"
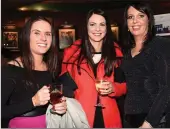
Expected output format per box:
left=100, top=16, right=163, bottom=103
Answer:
left=61, top=9, right=126, bottom=128
left=1, top=16, right=67, bottom=128
left=121, top=3, right=170, bottom=128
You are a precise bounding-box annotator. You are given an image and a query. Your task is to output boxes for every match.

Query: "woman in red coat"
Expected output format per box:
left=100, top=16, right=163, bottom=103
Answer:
left=61, top=9, right=126, bottom=128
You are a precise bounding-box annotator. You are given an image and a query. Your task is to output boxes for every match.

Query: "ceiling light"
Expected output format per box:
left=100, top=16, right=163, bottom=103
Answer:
left=18, top=7, right=28, bottom=11
left=36, top=6, right=44, bottom=11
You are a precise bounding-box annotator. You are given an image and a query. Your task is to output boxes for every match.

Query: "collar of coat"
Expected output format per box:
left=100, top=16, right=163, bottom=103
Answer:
left=62, top=39, right=123, bottom=65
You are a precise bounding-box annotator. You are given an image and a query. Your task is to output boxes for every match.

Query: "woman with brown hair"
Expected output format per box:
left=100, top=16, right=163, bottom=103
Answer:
left=121, top=3, right=170, bottom=128
left=1, top=16, right=67, bottom=128
left=61, top=9, right=126, bottom=128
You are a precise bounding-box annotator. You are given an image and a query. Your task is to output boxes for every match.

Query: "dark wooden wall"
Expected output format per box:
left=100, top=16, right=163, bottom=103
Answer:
left=1, top=2, right=170, bottom=60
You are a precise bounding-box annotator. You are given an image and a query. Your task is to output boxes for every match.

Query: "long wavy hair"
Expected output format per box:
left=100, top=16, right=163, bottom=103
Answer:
left=77, top=9, right=117, bottom=77
left=122, top=3, right=156, bottom=53
left=19, top=16, right=59, bottom=74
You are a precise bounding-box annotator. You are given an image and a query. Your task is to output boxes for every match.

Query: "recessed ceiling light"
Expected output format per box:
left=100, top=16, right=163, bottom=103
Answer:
left=18, top=7, right=28, bottom=11
left=36, top=6, right=44, bottom=11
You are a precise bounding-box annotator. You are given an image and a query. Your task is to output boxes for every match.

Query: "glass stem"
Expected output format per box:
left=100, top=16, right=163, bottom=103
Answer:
left=98, top=93, right=101, bottom=104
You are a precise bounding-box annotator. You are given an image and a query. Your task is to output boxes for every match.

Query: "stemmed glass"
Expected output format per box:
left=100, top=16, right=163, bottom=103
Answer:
left=49, top=83, right=63, bottom=113
left=95, top=78, right=107, bottom=108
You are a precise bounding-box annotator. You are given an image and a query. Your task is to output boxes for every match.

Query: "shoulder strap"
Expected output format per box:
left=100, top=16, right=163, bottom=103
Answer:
left=13, top=59, right=22, bottom=67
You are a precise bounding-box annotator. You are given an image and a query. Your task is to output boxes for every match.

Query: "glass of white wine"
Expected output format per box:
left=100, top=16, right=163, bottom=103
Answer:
left=95, top=78, right=108, bottom=108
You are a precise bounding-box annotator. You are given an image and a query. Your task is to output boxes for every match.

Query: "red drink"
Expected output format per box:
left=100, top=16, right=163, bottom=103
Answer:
left=50, top=90, right=63, bottom=104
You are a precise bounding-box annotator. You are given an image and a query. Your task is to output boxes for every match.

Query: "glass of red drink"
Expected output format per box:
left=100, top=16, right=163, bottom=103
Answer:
left=49, top=83, right=63, bottom=113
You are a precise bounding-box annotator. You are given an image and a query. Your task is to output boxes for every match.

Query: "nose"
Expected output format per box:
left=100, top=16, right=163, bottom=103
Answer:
left=40, top=33, right=47, bottom=41
left=132, top=17, right=137, bottom=23
left=95, top=25, right=101, bottom=31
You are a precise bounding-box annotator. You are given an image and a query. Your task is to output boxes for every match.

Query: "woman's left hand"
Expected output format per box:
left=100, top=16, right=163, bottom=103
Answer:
left=139, top=121, right=152, bottom=128
left=53, top=97, right=67, bottom=115
left=99, top=81, right=114, bottom=95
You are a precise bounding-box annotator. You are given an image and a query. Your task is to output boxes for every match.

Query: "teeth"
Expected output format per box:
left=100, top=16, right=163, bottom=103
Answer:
left=133, top=26, right=140, bottom=29
left=94, top=33, right=101, bottom=36
left=37, top=43, right=47, bottom=47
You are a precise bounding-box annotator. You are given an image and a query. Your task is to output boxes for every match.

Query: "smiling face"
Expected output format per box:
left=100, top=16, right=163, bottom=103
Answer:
left=30, top=20, right=52, bottom=56
left=87, top=14, right=107, bottom=44
left=127, top=6, right=149, bottom=38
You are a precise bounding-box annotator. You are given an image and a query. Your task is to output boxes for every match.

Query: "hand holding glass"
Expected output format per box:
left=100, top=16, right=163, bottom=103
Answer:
left=49, top=84, right=63, bottom=113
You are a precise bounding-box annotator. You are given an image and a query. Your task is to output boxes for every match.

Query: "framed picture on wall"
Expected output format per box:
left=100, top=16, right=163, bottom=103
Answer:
left=2, top=30, right=19, bottom=50
left=154, top=13, right=170, bottom=36
left=111, top=25, right=119, bottom=41
left=58, top=28, right=76, bottom=49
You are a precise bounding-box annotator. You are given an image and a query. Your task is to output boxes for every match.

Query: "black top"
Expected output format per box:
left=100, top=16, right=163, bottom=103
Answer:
left=92, top=61, right=105, bottom=128
left=121, top=37, right=170, bottom=127
left=92, top=52, right=126, bottom=128
left=1, top=64, right=53, bottom=127
left=91, top=53, right=104, bottom=127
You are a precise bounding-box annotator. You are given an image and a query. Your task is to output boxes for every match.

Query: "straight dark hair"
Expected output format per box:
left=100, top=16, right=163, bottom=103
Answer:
left=19, top=16, right=58, bottom=74
left=77, top=8, right=117, bottom=77
left=122, top=3, right=156, bottom=53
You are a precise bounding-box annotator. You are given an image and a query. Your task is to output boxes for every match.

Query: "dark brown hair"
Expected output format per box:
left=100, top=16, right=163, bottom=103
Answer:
left=19, top=16, right=58, bottom=74
left=77, top=8, right=117, bottom=77
left=122, top=3, right=156, bottom=53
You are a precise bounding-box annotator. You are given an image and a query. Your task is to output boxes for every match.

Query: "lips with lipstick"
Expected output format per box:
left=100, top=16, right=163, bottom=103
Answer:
left=131, top=26, right=140, bottom=31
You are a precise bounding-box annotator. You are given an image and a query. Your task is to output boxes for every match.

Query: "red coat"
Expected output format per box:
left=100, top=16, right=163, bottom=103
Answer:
left=61, top=40, right=126, bottom=128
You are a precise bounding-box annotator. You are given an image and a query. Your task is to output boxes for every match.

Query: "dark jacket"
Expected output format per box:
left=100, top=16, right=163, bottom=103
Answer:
left=121, top=36, right=170, bottom=127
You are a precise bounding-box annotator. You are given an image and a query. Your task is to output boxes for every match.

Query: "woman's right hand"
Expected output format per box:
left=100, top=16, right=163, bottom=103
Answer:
left=32, top=86, right=50, bottom=107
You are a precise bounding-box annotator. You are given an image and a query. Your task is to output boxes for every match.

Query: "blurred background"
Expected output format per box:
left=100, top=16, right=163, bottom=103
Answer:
left=1, top=0, right=170, bottom=62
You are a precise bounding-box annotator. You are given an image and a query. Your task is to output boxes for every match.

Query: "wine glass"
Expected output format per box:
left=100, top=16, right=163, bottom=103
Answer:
left=49, top=83, right=63, bottom=113
left=95, top=78, right=108, bottom=108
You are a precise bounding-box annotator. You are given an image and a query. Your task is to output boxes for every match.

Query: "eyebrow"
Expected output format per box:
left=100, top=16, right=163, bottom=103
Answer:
left=32, top=29, right=51, bottom=33
left=89, top=22, right=106, bottom=24
left=32, top=29, right=40, bottom=32
left=128, top=12, right=145, bottom=15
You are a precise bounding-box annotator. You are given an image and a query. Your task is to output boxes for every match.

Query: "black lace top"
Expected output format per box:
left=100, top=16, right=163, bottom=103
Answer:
left=1, top=64, right=53, bottom=127
left=121, top=37, right=170, bottom=127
